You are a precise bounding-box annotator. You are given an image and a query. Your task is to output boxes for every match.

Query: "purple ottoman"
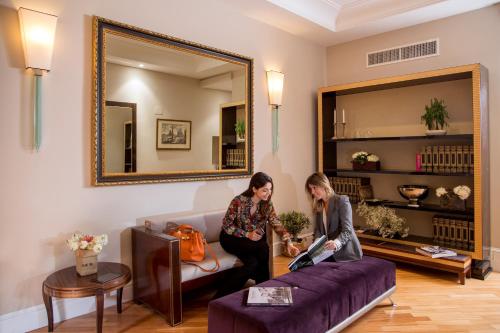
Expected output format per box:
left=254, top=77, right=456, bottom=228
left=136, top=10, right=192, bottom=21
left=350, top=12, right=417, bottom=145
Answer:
left=208, top=256, right=396, bottom=333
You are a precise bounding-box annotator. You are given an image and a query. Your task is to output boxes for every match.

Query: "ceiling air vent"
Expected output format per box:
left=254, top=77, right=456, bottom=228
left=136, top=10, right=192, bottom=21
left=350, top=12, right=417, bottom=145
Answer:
left=367, top=39, right=439, bottom=67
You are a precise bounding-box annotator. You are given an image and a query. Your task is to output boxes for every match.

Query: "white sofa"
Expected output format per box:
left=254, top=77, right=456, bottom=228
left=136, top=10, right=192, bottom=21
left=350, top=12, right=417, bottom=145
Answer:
left=132, top=210, right=273, bottom=326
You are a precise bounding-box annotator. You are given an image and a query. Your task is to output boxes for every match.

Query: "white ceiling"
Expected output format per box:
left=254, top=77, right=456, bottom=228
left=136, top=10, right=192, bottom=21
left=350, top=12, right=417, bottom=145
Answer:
left=106, top=33, right=243, bottom=80
left=216, top=0, right=500, bottom=46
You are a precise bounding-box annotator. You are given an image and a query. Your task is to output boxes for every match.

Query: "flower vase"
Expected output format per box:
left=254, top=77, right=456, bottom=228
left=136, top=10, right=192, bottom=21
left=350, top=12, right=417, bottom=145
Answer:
left=75, top=249, right=98, bottom=276
left=440, top=196, right=466, bottom=211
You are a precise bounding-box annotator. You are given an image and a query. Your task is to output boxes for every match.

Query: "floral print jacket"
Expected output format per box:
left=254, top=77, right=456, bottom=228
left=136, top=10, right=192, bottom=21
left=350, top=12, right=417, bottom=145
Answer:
left=222, top=195, right=291, bottom=243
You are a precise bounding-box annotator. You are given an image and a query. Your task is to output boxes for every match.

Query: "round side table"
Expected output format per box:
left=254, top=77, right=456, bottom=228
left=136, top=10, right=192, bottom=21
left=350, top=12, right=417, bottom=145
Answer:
left=42, top=262, right=131, bottom=332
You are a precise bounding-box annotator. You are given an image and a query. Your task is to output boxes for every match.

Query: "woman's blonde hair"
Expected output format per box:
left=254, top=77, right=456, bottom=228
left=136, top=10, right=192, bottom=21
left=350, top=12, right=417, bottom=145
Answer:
left=305, top=172, right=334, bottom=212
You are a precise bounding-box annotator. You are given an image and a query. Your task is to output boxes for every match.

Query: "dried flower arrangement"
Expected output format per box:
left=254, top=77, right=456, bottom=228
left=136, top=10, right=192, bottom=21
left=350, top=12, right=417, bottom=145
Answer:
left=356, top=202, right=409, bottom=239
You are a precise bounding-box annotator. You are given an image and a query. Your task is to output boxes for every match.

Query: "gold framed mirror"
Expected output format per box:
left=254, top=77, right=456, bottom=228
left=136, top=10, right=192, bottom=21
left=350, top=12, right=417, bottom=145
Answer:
left=92, top=17, right=253, bottom=185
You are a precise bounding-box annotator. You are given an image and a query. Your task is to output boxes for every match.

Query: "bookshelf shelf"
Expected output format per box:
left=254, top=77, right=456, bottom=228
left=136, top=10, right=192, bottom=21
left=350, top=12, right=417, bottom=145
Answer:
left=325, top=134, right=472, bottom=143
left=356, top=232, right=474, bottom=256
left=354, top=200, right=474, bottom=218
left=326, top=168, right=473, bottom=177
left=317, top=64, right=489, bottom=264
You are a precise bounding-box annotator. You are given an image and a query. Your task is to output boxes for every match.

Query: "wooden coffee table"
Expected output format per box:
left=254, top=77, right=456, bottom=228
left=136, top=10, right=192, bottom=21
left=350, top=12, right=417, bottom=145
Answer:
left=42, top=262, right=131, bottom=332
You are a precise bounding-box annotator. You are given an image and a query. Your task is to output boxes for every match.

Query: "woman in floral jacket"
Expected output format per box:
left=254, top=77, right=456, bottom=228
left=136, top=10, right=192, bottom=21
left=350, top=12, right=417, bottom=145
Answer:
left=214, top=172, right=300, bottom=298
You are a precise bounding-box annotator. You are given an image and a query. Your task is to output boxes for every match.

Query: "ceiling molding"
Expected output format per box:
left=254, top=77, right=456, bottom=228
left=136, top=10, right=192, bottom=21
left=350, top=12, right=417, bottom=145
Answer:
left=220, top=0, right=500, bottom=46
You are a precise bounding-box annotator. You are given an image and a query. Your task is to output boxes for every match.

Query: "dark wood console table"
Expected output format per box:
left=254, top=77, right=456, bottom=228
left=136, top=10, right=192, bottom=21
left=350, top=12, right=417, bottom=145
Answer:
left=42, top=262, right=131, bottom=332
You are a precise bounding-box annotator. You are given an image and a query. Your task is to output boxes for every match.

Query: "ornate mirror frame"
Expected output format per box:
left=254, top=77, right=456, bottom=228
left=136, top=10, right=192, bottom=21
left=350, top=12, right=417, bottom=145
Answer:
left=92, top=17, right=253, bottom=185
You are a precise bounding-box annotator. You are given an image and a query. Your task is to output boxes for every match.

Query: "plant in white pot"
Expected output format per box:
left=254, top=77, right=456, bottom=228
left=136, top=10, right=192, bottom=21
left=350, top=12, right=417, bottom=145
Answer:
left=421, top=98, right=449, bottom=135
left=279, top=211, right=311, bottom=255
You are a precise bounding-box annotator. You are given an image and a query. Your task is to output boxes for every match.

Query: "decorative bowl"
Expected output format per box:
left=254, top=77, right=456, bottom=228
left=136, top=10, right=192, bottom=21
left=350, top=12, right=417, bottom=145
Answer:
left=397, top=185, right=429, bottom=207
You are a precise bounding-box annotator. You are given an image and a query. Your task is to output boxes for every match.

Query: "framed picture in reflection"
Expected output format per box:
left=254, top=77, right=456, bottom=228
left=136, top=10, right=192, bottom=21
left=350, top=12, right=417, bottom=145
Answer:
left=156, top=119, right=192, bottom=150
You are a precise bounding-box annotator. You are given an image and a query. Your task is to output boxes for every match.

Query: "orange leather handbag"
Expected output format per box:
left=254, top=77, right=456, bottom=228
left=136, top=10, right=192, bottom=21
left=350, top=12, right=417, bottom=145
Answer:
left=167, top=224, right=220, bottom=272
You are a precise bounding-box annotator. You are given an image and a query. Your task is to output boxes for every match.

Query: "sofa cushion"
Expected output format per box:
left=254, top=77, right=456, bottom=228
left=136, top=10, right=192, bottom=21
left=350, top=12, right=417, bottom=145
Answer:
left=170, top=211, right=225, bottom=243
left=181, top=241, right=242, bottom=282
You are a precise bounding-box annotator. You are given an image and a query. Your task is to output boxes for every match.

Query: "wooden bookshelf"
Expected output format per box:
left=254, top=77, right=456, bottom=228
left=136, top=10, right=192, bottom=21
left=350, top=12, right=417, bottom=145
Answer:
left=317, top=64, right=490, bottom=263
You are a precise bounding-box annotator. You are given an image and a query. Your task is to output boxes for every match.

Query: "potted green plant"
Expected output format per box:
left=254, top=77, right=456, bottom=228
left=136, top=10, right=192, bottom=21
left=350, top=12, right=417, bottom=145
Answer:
left=279, top=211, right=311, bottom=254
left=421, top=98, right=449, bottom=135
left=235, top=120, right=245, bottom=142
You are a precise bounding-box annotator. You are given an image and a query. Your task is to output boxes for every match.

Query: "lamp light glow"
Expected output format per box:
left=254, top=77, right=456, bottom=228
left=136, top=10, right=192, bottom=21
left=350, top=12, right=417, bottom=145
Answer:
left=266, top=70, right=284, bottom=106
left=18, top=7, right=57, bottom=151
left=266, top=70, right=284, bottom=154
left=18, top=7, right=57, bottom=71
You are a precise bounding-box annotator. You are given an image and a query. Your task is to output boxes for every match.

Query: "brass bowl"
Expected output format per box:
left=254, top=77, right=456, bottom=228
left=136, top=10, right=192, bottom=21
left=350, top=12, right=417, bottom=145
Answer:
left=397, top=185, right=429, bottom=207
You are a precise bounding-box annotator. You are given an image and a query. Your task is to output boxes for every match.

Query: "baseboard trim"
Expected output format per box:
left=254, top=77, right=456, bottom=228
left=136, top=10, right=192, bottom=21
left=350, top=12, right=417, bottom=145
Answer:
left=490, top=247, right=500, bottom=272
left=0, top=284, right=133, bottom=333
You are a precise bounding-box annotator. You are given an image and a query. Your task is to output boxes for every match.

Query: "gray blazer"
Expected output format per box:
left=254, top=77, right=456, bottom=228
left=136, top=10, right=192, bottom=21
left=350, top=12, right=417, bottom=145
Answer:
left=314, top=194, right=363, bottom=262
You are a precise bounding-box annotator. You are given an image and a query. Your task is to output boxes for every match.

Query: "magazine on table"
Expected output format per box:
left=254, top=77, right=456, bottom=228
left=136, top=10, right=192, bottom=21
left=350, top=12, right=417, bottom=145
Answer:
left=246, top=287, right=293, bottom=306
left=416, top=245, right=457, bottom=258
left=288, top=235, right=334, bottom=271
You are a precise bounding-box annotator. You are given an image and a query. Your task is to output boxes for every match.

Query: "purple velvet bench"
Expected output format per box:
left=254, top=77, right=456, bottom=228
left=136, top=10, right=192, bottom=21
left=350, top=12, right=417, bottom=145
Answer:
left=208, top=256, right=396, bottom=333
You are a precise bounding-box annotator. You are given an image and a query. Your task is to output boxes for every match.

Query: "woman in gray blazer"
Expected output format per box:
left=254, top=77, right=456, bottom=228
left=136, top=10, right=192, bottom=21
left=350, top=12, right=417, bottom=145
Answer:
left=305, top=172, right=363, bottom=262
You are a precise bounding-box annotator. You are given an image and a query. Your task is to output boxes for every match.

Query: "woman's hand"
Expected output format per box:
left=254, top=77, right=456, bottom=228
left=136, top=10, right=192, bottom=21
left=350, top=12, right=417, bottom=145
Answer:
left=324, top=240, right=337, bottom=251
left=287, top=243, right=301, bottom=257
left=247, top=230, right=263, bottom=241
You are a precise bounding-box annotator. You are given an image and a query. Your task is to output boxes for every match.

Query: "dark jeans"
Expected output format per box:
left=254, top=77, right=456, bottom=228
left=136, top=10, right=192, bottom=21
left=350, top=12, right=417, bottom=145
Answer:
left=214, top=230, right=269, bottom=298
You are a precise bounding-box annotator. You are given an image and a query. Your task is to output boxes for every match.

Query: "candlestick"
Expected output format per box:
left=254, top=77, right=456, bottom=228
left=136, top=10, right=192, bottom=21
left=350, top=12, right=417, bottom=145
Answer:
left=333, top=108, right=337, bottom=124
left=341, top=123, right=346, bottom=138
left=342, top=109, right=345, bottom=124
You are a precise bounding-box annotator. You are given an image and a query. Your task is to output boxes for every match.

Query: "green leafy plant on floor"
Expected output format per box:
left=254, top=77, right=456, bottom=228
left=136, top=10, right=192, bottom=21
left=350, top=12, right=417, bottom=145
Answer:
left=421, top=98, right=449, bottom=130
left=279, top=211, right=311, bottom=242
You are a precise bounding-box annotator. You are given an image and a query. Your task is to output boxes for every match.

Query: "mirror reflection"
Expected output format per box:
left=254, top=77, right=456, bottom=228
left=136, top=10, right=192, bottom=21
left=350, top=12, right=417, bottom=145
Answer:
left=104, top=32, right=247, bottom=173
left=93, top=17, right=253, bottom=184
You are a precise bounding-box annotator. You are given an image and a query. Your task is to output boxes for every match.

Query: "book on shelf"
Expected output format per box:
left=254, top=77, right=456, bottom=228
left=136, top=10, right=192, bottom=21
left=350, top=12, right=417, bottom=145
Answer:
left=416, top=245, right=457, bottom=258
left=288, top=235, right=333, bottom=271
left=246, top=286, right=293, bottom=306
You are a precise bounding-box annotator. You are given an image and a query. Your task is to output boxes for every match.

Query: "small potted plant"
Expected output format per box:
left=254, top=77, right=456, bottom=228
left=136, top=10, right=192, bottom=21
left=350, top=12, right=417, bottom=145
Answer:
left=421, top=98, right=449, bottom=135
left=279, top=211, right=311, bottom=255
left=351, top=151, right=380, bottom=171
left=235, top=120, right=245, bottom=142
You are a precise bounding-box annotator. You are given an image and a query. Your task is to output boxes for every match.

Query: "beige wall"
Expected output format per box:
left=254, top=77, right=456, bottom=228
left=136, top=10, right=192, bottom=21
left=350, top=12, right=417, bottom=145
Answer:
left=0, top=0, right=325, bottom=315
left=107, top=63, right=230, bottom=172
left=326, top=5, right=500, bottom=248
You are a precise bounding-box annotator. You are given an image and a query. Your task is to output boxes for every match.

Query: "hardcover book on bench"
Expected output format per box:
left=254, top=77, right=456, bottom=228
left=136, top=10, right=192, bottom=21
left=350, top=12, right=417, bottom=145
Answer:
left=246, top=287, right=293, bottom=306
left=288, top=235, right=333, bottom=271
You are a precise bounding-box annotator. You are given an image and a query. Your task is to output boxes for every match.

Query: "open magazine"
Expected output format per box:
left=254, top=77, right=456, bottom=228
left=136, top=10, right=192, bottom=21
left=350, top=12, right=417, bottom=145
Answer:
left=416, top=245, right=457, bottom=258
left=247, top=287, right=293, bottom=306
left=288, top=235, right=334, bottom=271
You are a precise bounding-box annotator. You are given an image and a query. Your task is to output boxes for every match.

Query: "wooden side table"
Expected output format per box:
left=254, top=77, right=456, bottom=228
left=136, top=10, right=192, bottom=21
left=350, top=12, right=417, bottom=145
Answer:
left=42, top=262, right=131, bottom=332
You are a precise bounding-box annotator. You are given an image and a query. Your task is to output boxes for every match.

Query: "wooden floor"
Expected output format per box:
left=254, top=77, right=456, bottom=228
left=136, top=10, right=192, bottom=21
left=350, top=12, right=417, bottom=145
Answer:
left=32, top=256, right=500, bottom=333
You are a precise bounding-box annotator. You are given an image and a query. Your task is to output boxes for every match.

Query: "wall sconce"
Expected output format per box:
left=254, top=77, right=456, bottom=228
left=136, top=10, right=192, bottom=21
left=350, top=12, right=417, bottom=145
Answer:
left=266, top=70, right=284, bottom=153
left=18, top=7, right=57, bottom=151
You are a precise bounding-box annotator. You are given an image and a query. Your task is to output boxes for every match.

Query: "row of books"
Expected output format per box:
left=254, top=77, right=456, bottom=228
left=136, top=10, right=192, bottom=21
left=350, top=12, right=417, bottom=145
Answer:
left=419, top=145, right=473, bottom=174
left=328, top=176, right=370, bottom=203
left=226, top=149, right=245, bottom=167
left=432, top=215, right=474, bottom=251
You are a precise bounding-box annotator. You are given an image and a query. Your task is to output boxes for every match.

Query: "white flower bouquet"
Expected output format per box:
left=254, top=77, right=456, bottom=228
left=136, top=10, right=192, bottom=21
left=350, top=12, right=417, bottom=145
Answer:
left=352, top=151, right=379, bottom=163
left=352, top=151, right=380, bottom=170
left=67, top=232, right=108, bottom=254
left=435, top=185, right=471, bottom=210
left=435, top=185, right=471, bottom=201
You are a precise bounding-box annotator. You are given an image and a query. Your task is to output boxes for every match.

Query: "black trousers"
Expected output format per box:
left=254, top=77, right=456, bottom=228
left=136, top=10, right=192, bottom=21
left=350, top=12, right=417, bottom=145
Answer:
left=215, top=230, right=270, bottom=298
